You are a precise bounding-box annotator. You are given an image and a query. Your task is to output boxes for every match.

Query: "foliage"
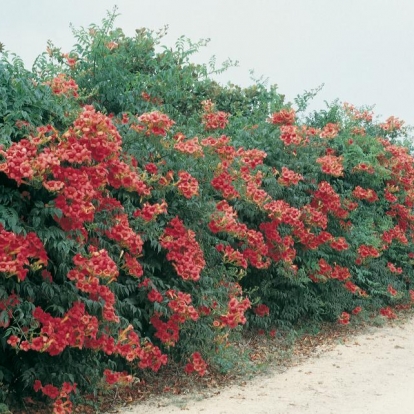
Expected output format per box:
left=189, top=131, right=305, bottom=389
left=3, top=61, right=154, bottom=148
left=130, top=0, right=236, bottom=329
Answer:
left=1, top=9, right=414, bottom=413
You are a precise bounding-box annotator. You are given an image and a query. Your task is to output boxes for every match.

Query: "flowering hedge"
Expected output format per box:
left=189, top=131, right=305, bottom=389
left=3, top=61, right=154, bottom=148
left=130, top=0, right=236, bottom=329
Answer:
left=1, top=12, right=414, bottom=413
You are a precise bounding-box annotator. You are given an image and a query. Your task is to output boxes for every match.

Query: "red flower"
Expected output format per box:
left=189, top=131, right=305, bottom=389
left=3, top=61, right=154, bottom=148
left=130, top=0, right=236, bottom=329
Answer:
left=106, top=41, right=119, bottom=51
left=33, top=380, right=43, bottom=392
left=185, top=352, right=208, bottom=376
left=387, top=285, right=398, bottom=296
left=216, top=244, right=247, bottom=268
left=174, top=137, right=204, bottom=157
left=338, top=312, right=350, bottom=325
left=145, top=163, right=158, bottom=174
left=6, top=335, right=20, bottom=347
left=352, top=186, right=378, bottom=203
left=202, top=111, right=229, bottom=130
left=380, top=116, right=404, bottom=132
left=277, top=167, right=303, bottom=186
left=279, top=125, right=306, bottom=146
left=320, top=123, right=339, bottom=139
left=253, top=304, right=270, bottom=317
left=47, top=74, right=79, bottom=97
left=41, top=384, right=60, bottom=400
left=380, top=307, right=397, bottom=319
left=387, top=262, right=403, bottom=274
left=316, top=155, right=344, bottom=177
left=147, top=289, right=163, bottom=303
left=352, top=306, right=362, bottom=315
left=160, top=217, right=206, bottom=281
left=104, top=369, right=132, bottom=385
left=330, top=237, right=349, bottom=251
left=177, top=171, right=199, bottom=199
left=135, top=111, right=175, bottom=136
left=267, top=109, right=296, bottom=125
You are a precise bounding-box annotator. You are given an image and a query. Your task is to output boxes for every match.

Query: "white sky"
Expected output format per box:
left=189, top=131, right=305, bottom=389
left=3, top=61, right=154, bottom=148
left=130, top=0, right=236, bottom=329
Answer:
left=1, top=0, right=414, bottom=125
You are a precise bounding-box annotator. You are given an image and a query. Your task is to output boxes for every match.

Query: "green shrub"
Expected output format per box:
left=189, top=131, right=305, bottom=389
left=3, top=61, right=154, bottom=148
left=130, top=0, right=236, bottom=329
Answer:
left=1, top=10, right=414, bottom=413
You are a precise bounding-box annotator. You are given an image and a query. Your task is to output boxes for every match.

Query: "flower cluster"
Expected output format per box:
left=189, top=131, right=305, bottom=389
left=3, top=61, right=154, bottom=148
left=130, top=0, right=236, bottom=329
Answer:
left=184, top=352, right=208, bottom=376
left=218, top=296, right=251, bottom=328
left=311, top=259, right=351, bottom=282
left=62, top=52, right=78, bottom=68
left=351, top=127, right=366, bottom=136
left=174, top=137, right=204, bottom=157
left=277, top=167, right=303, bottom=186
left=0, top=138, right=38, bottom=184
left=380, top=306, right=397, bottom=319
left=103, top=369, right=132, bottom=385
left=352, top=163, right=375, bottom=174
left=211, top=169, right=240, bottom=199
left=267, top=109, right=296, bottom=125
left=34, top=380, right=76, bottom=414
left=319, top=123, right=339, bottom=139
left=244, top=179, right=271, bottom=206
left=133, top=201, right=168, bottom=222
left=167, top=290, right=199, bottom=322
left=384, top=190, right=398, bottom=203
left=201, top=102, right=230, bottom=130
left=380, top=116, right=404, bottom=131
left=68, top=248, right=119, bottom=321
left=134, top=111, right=175, bottom=136
left=355, top=245, right=381, bottom=264
left=8, top=302, right=99, bottom=355
left=382, top=225, right=408, bottom=245
left=105, top=214, right=144, bottom=256
left=209, top=201, right=270, bottom=269
left=253, top=304, right=270, bottom=317
left=0, top=227, right=48, bottom=281
left=300, top=205, right=328, bottom=229
left=107, top=160, right=151, bottom=194
left=106, top=41, right=119, bottom=51
left=352, top=306, right=362, bottom=315
left=141, top=91, right=163, bottom=105
left=176, top=171, right=199, bottom=198
left=201, top=99, right=215, bottom=113
left=352, top=186, right=379, bottom=203
left=387, top=262, right=403, bottom=274
left=201, top=134, right=231, bottom=148
left=122, top=253, right=144, bottom=278
left=216, top=244, right=248, bottom=268
left=343, top=103, right=373, bottom=122
left=160, top=217, right=206, bottom=281
left=68, top=105, right=122, bottom=162
left=260, top=222, right=296, bottom=263
left=46, top=74, right=79, bottom=97
left=150, top=313, right=180, bottom=346
left=387, top=285, right=398, bottom=296
left=311, top=181, right=348, bottom=218
left=147, top=289, right=163, bottom=303
left=316, top=155, right=344, bottom=177
left=279, top=125, right=307, bottom=146
left=239, top=148, right=267, bottom=169
left=338, top=311, right=350, bottom=325
left=343, top=280, right=366, bottom=296
left=330, top=237, right=349, bottom=251
left=262, top=199, right=301, bottom=224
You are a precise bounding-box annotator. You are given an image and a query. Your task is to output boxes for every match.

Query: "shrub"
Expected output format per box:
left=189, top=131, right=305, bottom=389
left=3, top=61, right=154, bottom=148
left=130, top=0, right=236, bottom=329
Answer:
left=1, top=10, right=414, bottom=413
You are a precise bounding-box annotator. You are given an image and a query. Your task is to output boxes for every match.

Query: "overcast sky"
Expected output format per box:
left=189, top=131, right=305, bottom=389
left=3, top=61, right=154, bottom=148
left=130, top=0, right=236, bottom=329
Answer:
left=1, top=0, right=414, bottom=125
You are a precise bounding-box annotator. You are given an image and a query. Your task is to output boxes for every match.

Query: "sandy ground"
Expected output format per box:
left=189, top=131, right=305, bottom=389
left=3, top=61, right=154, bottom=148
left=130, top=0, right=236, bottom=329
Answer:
left=118, top=319, right=414, bottom=414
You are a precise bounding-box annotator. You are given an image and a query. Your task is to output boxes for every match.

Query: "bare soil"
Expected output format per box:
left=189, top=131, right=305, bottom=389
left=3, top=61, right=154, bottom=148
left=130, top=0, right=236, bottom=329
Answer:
left=117, top=318, right=414, bottom=414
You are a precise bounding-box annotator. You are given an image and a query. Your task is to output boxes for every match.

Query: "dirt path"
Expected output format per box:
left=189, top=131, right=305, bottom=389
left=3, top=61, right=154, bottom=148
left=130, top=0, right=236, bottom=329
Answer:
left=119, top=319, right=414, bottom=414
